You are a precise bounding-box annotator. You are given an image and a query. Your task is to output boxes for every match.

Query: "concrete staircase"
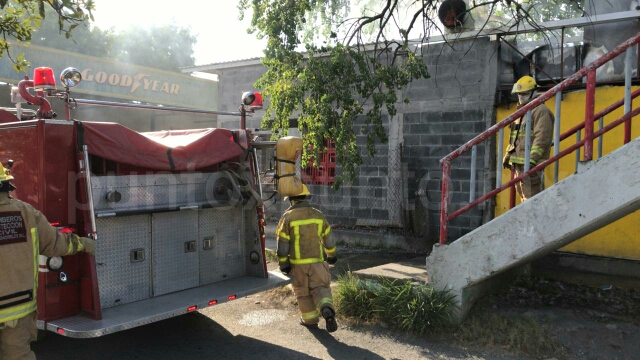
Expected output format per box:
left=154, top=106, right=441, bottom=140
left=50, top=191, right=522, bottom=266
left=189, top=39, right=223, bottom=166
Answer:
left=426, top=136, right=640, bottom=321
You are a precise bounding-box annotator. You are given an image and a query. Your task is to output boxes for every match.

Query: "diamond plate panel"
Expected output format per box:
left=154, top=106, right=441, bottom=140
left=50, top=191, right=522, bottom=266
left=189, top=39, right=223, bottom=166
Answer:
left=199, top=207, right=246, bottom=285
left=152, top=211, right=199, bottom=296
left=95, top=215, right=152, bottom=309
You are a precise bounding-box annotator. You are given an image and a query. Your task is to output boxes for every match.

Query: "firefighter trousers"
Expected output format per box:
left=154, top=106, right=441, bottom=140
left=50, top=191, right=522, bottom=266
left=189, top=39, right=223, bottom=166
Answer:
left=291, top=262, right=335, bottom=325
left=0, top=311, right=37, bottom=360
left=514, top=164, right=544, bottom=202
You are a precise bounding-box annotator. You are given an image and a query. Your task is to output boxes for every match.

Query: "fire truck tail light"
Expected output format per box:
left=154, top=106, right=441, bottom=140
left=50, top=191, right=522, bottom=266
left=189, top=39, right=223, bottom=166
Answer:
left=34, top=67, right=56, bottom=90
left=50, top=222, right=61, bottom=227
left=208, top=300, right=218, bottom=306
left=58, top=227, right=76, bottom=234
left=57, top=327, right=65, bottom=335
left=228, top=295, right=237, bottom=301
left=187, top=305, right=197, bottom=312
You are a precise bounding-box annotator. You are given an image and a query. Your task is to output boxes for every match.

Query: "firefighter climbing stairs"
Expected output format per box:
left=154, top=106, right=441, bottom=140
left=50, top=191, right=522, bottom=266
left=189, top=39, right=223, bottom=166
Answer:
left=427, top=32, right=640, bottom=322
left=426, top=137, right=640, bottom=320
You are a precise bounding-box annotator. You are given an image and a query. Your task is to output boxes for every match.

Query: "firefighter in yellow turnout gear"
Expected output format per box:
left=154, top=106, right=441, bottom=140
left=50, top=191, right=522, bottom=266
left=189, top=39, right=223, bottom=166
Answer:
left=276, top=185, right=338, bottom=333
left=502, top=76, right=554, bottom=201
left=0, top=161, right=95, bottom=360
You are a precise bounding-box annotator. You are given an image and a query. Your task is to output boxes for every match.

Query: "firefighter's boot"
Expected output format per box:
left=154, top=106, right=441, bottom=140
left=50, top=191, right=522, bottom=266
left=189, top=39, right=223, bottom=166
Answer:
left=321, top=306, right=338, bottom=333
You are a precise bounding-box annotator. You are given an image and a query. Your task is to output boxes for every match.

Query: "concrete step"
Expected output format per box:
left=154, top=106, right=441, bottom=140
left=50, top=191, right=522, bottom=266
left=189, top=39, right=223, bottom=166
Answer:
left=352, top=257, right=428, bottom=283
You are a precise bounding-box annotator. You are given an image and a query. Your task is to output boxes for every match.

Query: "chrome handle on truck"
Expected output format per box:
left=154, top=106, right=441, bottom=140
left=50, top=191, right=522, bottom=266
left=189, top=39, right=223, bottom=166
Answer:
left=184, top=241, right=197, bottom=253
left=202, top=237, right=214, bottom=250
left=130, top=248, right=145, bottom=263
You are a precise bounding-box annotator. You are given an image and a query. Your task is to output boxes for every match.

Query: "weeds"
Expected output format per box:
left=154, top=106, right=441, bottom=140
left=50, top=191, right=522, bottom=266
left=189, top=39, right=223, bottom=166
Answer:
left=334, top=271, right=457, bottom=334
left=265, top=249, right=278, bottom=263
left=333, top=272, right=378, bottom=320
left=455, top=311, right=564, bottom=358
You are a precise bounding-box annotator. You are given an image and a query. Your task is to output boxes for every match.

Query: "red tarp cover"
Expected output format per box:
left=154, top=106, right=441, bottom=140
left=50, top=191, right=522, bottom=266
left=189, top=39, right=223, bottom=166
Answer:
left=80, top=122, right=246, bottom=171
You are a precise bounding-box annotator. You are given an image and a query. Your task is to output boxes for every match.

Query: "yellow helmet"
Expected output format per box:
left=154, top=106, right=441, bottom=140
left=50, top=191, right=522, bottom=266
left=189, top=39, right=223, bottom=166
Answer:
left=0, top=162, right=14, bottom=182
left=284, top=184, right=311, bottom=201
left=511, top=75, right=537, bottom=94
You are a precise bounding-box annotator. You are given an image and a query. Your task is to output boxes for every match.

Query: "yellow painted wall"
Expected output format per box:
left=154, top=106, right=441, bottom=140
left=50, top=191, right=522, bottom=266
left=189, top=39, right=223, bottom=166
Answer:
left=495, top=86, right=640, bottom=260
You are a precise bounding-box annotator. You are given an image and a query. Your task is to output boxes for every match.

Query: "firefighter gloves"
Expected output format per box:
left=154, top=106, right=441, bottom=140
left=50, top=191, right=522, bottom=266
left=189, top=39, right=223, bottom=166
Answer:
left=280, top=265, right=292, bottom=274
left=80, top=237, right=96, bottom=256
left=326, top=256, right=337, bottom=265
left=502, top=154, right=511, bottom=169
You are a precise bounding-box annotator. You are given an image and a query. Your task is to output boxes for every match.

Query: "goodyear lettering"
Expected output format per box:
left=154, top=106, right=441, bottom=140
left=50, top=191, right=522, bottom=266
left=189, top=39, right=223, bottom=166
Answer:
left=0, top=211, right=27, bottom=245
left=81, top=69, right=180, bottom=95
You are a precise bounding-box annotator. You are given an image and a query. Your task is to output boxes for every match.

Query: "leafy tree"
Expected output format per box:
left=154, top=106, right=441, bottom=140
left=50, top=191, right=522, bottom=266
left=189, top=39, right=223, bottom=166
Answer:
left=0, top=0, right=94, bottom=71
left=30, top=6, right=114, bottom=58
left=111, top=24, right=196, bottom=71
left=29, top=9, right=196, bottom=72
left=239, top=0, right=583, bottom=185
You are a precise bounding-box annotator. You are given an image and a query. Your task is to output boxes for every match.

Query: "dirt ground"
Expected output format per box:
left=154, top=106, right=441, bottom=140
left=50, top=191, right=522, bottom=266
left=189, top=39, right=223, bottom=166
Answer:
left=33, top=247, right=640, bottom=359
left=267, top=247, right=640, bottom=360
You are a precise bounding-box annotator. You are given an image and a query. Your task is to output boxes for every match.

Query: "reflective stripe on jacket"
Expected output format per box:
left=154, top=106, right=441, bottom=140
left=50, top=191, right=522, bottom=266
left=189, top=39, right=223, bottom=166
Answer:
left=506, top=101, right=554, bottom=166
left=0, top=192, right=84, bottom=323
left=275, top=201, right=335, bottom=267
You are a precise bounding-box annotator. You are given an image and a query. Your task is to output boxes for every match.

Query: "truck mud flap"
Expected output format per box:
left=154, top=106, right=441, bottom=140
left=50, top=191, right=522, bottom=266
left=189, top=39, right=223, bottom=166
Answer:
left=37, top=271, right=290, bottom=338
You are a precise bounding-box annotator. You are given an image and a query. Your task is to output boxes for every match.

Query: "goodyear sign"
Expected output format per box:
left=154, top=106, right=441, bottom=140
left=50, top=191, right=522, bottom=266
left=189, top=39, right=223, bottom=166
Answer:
left=0, top=43, right=217, bottom=110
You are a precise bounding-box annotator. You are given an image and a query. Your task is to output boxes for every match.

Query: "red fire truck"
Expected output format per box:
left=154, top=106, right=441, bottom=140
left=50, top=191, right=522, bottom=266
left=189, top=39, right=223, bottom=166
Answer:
left=0, top=67, right=288, bottom=338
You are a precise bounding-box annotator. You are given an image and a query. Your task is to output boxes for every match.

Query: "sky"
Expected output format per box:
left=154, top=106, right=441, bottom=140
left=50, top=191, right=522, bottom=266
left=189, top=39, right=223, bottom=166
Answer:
left=91, top=0, right=267, bottom=66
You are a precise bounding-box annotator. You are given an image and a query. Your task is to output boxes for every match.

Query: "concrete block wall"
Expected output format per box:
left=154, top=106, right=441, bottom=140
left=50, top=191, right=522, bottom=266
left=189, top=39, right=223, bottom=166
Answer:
left=216, top=37, right=500, bottom=242
left=399, top=37, right=498, bottom=241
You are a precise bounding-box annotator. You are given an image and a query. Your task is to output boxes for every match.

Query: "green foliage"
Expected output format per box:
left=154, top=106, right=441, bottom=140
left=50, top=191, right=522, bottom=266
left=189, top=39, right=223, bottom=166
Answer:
left=239, top=0, right=582, bottom=185
left=110, top=24, right=196, bottom=71
left=374, top=276, right=457, bottom=334
left=29, top=6, right=113, bottom=58
left=0, top=0, right=94, bottom=71
left=264, top=249, right=279, bottom=263
left=240, top=0, right=429, bottom=185
left=334, top=271, right=457, bottom=334
left=334, top=272, right=378, bottom=320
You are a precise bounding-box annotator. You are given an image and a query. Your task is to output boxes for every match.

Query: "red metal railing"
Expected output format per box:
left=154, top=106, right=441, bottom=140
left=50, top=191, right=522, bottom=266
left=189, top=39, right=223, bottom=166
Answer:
left=439, top=32, right=640, bottom=245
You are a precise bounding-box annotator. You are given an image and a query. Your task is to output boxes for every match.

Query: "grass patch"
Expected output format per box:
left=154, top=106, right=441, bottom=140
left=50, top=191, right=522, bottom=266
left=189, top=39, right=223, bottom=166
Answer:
left=455, top=311, right=564, bottom=358
left=264, top=249, right=278, bottom=263
left=334, top=271, right=457, bottom=334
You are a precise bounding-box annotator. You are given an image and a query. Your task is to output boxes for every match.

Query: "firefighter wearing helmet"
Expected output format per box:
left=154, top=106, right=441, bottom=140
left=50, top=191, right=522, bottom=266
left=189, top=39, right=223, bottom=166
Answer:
left=0, top=160, right=95, bottom=360
left=276, top=184, right=338, bottom=332
left=502, top=75, right=555, bottom=201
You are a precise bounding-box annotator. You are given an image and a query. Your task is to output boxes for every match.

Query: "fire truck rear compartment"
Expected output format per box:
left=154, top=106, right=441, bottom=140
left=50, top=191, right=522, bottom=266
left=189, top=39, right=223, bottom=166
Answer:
left=91, top=172, right=265, bottom=309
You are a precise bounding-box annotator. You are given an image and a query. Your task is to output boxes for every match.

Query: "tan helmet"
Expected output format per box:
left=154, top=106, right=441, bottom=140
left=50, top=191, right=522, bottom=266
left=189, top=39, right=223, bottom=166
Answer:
left=0, top=161, right=14, bottom=182
left=284, top=184, right=311, bottom=201
left=511, top=75, right=537, bottom=94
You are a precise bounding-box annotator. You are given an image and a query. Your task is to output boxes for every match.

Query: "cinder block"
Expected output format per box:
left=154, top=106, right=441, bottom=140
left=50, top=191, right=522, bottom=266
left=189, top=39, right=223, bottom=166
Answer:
left=421, top=134, right=442, bottom=146
left=411, top=123, right=430, bottom=133
left=354, top=208, right=372, bottom=219
left=372, top=209, right=389, bottom=220
left=441, top=134, right=463, bottom=146
left=404, top=134, right=421, bottom=146
left=404, top=113, right=420, bottom=123
left=441, top=111, right=464, bottom=122
left=463, top=109, right=484, bottom=121
left=427, top=123, right=453, bottom=135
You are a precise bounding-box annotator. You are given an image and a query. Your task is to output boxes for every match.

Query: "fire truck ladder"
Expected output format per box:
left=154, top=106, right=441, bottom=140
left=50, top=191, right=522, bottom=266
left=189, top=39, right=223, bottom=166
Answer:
left=426, top=32, right=640, bottom=321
